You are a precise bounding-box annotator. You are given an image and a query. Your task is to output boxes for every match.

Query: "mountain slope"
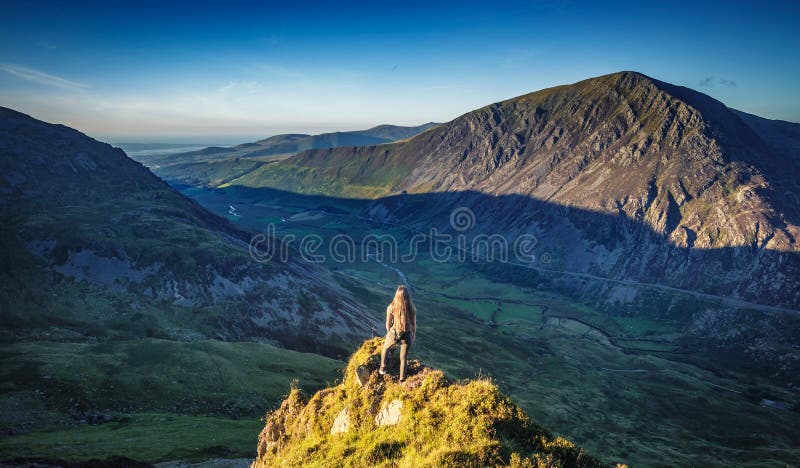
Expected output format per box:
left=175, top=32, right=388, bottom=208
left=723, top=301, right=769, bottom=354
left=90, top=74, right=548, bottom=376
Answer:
left=254, top=338, right=605, bottom=467
left=221, top=72, right=800, bottom=308
left=0, top=106, right=375, bottom=353
left=0, top=107, right=383, bottom=458
left=733, top=109, right=800, bottom=162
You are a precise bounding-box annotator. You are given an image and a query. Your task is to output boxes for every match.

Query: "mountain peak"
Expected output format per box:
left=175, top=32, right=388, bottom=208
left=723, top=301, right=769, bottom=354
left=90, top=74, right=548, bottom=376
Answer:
left=590, top=70, right=654, bottom=85
left=254, top=338, right=606, bottom=467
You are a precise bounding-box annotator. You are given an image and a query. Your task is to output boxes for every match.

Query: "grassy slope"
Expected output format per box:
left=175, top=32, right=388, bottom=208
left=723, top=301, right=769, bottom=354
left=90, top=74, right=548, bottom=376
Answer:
left=136, top=124, right=441, bottom=189
left=0, top=338, right=343, bottom=462
left=154, top=158, right=267, bottom=187
left=0, top=414, right=261, bottom=463
left=221, top=143, right=411, bottom=199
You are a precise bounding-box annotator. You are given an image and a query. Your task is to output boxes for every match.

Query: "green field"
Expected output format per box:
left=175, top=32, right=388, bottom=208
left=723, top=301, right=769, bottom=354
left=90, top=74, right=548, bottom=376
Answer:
left=0, top=413, right=261, bottom=462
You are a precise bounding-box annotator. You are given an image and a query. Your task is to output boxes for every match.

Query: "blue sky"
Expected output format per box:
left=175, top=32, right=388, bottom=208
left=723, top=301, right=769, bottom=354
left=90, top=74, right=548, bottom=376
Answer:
left=0, top=0, right=798, bottom=143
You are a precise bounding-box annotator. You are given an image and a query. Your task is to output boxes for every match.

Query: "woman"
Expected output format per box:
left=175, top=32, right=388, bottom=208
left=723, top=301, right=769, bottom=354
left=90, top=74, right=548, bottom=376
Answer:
left=379, top=285, right=417, bottom=382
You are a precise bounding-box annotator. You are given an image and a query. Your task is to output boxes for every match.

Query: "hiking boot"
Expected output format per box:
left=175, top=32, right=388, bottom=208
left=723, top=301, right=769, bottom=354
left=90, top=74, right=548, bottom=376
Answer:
left=378, top=368, right=387, bottom=376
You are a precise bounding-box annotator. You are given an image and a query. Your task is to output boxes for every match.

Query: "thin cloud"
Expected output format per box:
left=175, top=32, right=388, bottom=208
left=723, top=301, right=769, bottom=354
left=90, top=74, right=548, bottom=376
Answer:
left=699, top=76, right=736, bottom=87
left=37, top=40, right=57, bottom=50
left=0, top=64, right=88, bottom=90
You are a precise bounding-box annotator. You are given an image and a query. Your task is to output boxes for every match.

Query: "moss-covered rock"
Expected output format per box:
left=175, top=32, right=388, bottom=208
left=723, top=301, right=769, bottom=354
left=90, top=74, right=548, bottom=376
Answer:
left=254, top=338, right=610, bottom=467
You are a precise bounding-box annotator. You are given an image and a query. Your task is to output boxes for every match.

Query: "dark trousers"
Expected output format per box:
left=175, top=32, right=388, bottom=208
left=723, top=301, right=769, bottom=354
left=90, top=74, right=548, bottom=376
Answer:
left=380, top=328, right=411, bottom=380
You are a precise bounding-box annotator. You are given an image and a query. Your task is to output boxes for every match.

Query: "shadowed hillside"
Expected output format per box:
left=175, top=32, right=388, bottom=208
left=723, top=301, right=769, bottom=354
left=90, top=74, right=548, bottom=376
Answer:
left=0, top=106, right=375, bottom=354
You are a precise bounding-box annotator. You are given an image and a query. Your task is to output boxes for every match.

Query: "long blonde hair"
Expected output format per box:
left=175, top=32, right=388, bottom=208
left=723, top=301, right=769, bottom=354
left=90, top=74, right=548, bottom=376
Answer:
left=390, top=285, right=416, bottom=333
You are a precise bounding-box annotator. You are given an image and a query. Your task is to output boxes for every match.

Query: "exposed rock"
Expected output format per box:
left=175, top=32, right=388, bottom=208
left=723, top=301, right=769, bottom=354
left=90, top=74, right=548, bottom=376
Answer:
left=330, top=408, right=349, bottom=434
left=374, top=399, right=402, bottom=426
left=52, top=249, right=161, bottom=291
left=355, top=365, right=370, bottom=387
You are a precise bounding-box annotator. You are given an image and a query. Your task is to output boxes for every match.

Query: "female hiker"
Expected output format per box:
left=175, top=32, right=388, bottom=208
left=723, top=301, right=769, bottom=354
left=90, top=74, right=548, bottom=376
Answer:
left=379, top=285, right=417, bottom=382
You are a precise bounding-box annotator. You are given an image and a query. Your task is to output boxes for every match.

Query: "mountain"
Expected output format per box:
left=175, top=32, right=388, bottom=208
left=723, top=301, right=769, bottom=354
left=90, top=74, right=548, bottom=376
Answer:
left=353, top=122, right=442, bottom=141
left=0, top=107, right=378, bottom=458
left=216, top=72, right=800, bottom=308
left=254, top=338, right=605, bottom=467
left=733, top=109, right=800, bottom=161
left=0, top=106, right=374, bottom=354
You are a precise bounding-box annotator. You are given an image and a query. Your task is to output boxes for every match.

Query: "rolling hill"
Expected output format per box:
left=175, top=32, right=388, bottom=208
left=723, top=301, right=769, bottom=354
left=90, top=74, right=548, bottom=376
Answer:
left=136, top=122, right=440, bottom=187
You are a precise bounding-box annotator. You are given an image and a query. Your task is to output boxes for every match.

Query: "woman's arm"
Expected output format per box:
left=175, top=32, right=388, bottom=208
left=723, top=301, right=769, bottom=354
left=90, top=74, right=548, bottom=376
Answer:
left=385, top=305, right=393, bottom=332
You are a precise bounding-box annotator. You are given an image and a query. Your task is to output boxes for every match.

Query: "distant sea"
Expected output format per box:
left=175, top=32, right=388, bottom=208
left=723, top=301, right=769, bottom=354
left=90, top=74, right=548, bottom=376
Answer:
left=113, top=142, right=221, bottom=158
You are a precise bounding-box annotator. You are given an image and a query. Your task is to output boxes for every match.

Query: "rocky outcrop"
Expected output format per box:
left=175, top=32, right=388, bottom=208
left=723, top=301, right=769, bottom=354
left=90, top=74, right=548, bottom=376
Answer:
left=330, top=408, right=350, bottom=434
left=254, top=338, right=607, bottom=467
left=374, top=398, right=402, bottom=426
